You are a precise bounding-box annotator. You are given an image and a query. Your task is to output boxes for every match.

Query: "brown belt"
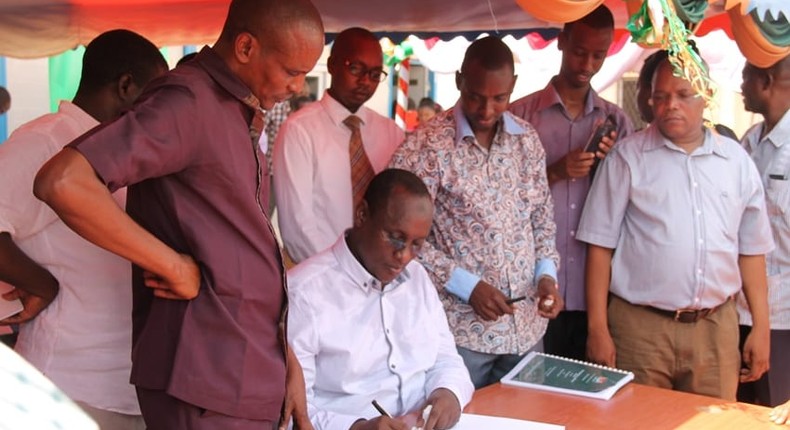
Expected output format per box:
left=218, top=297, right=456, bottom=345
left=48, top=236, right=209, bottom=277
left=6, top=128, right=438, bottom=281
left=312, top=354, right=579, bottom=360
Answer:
left=642, top=296, right=733, bottom=323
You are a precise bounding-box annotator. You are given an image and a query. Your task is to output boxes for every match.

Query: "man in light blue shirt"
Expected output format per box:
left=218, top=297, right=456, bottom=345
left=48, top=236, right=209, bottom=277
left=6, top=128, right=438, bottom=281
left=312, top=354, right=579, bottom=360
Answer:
left=578, top=52, right=773, bottom=400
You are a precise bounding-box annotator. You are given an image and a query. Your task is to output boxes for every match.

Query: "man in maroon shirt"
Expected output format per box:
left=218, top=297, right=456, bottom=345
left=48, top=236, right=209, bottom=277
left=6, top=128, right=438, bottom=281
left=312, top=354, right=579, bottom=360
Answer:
left=33, top=1, right=325, bottom=429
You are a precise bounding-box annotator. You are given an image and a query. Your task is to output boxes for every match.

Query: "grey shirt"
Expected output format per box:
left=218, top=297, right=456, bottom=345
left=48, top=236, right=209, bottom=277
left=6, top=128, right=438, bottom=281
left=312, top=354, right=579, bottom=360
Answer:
left=577, top=126, right=773, bottom=310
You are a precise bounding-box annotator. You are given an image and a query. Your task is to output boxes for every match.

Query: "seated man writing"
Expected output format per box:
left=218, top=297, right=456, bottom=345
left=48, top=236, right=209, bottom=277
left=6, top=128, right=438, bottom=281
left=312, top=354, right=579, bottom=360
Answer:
left=287, top=168, right=474, bottom=430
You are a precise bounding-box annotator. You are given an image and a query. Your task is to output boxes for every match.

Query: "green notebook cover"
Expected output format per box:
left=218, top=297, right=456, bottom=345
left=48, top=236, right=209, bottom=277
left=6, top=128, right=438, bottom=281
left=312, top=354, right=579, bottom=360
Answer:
left=501, top=352, right=634, bottom=400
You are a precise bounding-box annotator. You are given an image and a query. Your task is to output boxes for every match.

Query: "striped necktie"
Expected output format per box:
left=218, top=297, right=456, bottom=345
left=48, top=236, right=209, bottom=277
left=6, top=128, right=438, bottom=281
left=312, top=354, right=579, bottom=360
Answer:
left=242, top=94, right=265, bottom=145
left=344, top=115, right=375, bottom=210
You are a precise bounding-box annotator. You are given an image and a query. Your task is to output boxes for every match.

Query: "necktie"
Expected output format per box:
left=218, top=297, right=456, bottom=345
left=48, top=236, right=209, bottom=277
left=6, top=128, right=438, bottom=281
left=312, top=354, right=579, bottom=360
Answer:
left=344, top=115, right=375, bottom=210
left=242, top=94, right=265, bottom=145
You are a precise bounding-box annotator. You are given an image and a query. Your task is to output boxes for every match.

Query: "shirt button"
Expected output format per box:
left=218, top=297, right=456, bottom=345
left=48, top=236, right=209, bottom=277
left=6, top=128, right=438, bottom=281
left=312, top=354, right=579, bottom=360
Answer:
left=569, top=258, right=575, bottom=263
left=391, top=363, right=396, bottom=369
left=693, top=182, right=699, bottom=188
left=570, top=204, right=577, bottom=209
left=570, top=230, right=576, bottom=236
left=385, top=329, right=391, bottom=334
left=696, top=210, right=701, bottom=216
left=571, top=178, right=576, bottom=183
left=697, top=269, right=703, bottom=274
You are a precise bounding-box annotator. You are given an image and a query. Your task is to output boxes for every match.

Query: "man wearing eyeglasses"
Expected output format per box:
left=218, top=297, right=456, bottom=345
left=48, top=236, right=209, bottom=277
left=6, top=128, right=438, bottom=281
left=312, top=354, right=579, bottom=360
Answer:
left=287, top=168, right=473, bottom=430
left=389, top=36, right=562, bottom=389
left=274, top=27, right=405, bottom=265
left=579, top=52, right=772, bottom=400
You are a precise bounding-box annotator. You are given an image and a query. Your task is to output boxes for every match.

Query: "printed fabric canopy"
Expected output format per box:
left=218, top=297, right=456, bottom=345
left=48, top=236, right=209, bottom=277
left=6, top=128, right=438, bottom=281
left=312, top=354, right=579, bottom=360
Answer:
left=0, top=0, right=787, bottom=66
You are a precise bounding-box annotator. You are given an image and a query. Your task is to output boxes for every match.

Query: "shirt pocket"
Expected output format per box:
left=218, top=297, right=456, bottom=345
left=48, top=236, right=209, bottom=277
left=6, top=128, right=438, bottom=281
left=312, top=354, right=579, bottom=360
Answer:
left=766, top=177, right=790, bottom=218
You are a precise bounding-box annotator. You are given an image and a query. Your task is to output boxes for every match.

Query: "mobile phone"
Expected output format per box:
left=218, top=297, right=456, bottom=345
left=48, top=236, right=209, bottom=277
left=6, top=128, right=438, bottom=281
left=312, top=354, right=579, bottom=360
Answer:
left=584, top=114, right=617, bottom=176
left=584, top=114, right=618, bottom=155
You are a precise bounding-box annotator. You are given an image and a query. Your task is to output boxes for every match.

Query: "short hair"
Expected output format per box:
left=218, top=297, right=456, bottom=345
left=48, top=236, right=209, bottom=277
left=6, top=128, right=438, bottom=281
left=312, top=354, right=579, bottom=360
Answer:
left=638, top=50, right=668, bottom=90
left=78, top=29, right=167, bottom=92
left=0, top=86, right=9, bottom=114
left=460, top=36, right=514, bottom=74
left=418, top=97, right=439, bottom=111
left=563, top=5, right=615, bottom=33
left=220, top=0, right=323, bottom=47
left=330, top=27, right=380, bottom=59
left=363, top=169, right=431, bottom=216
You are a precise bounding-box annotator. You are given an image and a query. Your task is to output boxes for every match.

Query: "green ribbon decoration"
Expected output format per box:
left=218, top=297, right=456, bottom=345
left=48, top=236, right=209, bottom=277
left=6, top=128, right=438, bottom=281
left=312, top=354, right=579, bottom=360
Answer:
left=626, top=0, right=656, bottom=42
left=672, top=0, right=706, bottom=24
left=384, top=41, right=414, bottom=67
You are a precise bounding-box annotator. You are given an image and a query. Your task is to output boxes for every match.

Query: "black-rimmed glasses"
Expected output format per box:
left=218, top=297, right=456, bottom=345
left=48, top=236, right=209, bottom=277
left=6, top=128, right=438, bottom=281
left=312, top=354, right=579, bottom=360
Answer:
left=344, top=60, right=388, bottom=82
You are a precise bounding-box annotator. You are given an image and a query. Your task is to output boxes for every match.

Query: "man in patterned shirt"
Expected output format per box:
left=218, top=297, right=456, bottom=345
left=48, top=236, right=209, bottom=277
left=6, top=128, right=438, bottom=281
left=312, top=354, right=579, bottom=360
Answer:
left=390, top=36, right=562, bottom=388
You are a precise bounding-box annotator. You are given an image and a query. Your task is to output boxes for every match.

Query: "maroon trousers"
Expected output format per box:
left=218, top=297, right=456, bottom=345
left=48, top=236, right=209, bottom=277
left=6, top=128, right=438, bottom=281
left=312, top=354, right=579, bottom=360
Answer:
left=137, top=388, right=277, bottom=430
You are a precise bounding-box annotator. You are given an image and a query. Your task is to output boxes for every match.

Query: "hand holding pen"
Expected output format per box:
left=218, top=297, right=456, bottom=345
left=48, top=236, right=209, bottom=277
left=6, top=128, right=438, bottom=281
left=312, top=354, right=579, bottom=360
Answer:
left=351, top=401, right=407, bottom=430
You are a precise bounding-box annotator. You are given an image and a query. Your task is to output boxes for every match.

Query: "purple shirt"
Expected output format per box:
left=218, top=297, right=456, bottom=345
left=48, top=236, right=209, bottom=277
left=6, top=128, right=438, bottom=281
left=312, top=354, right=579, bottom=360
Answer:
left=71, top=47, right=286, bottom=420
left=509, top=80, right=633, bottom=311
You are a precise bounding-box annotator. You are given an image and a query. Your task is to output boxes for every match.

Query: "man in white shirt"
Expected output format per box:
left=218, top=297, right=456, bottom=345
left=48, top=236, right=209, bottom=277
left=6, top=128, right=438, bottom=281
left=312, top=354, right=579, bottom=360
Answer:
left=0, top=30, right=167, bottom=429
left=288, top=169, right=474, bottom=430
left=274, top=27, right=405, bottom=263
left=737, top=54, right=790, bottom=407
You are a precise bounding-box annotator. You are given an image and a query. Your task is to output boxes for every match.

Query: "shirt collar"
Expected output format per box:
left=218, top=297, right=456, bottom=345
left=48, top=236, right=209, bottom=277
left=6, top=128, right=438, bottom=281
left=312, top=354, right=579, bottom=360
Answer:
left=761, top=109, right=790, bottom=149
left=331, top=234, right=410, bottom=293
left=452, top=100, right=527, bottom=146
left=643, top=125, right=729, bottom=158
left=320, top=91, right=368, bottom=128
left=195, top=46, right=260, bottom=109
left=534, top=78, right=604, bottom=116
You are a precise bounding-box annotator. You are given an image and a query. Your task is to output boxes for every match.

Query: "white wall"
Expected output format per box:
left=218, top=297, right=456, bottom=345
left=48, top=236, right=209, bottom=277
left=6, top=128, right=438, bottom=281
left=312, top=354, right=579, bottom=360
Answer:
left=5, top=57, right=50, bottom=133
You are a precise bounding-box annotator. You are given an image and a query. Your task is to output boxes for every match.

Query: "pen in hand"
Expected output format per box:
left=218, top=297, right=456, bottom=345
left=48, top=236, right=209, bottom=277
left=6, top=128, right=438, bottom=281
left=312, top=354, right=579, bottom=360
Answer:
left=372, top=399, right=392, bottom=418
left=506, top=296, right=526, bottom=304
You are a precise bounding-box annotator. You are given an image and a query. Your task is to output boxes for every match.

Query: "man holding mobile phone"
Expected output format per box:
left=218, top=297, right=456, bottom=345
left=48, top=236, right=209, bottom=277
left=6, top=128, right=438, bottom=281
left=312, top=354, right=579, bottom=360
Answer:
left=509, top=5, right=633, bottom=362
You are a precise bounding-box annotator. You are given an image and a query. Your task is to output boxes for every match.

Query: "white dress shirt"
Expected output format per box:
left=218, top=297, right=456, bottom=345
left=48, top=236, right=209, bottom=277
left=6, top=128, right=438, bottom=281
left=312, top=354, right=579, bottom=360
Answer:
left=739, top=110, right=790, bottom=329
left=287, top=236, right=474, bottom=430
left=0, top=101, right=137, bottom=414
left=273, top=92, right=405, bottom=263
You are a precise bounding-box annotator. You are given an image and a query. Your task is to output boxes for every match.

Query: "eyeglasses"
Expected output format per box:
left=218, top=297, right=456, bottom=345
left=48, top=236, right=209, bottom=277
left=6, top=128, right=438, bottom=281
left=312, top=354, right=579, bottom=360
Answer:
left=381, top=230, right=424, bottom=256
left=344, top=60, right=388, bottom=82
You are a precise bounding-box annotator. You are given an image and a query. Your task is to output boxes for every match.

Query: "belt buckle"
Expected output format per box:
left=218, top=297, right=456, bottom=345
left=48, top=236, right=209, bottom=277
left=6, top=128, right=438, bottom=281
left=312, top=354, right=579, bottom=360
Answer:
left=674, top=309, right=699, bottom=323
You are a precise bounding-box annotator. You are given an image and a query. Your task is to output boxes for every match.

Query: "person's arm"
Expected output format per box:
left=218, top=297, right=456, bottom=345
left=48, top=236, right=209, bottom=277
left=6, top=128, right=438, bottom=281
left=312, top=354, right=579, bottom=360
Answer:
left=34, top=148, right=199, bottom=300
left=0, top=233, right=58, bottom=324
left=273, top=120, right=321, bottom=263
left=279, top=347, right=314, bottom=430
left=585, top=244, right=616, bottom=367
left=288, top=287, right=375, bottom=430
left=738, top=254, right=770, bottom=382
left=546, top=150, right=595, bottom=185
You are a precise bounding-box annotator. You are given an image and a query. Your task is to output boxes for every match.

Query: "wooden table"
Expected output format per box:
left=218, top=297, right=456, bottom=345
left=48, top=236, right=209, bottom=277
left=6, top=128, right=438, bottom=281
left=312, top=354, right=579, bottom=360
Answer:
left=465, top=383, right=783, bottom=429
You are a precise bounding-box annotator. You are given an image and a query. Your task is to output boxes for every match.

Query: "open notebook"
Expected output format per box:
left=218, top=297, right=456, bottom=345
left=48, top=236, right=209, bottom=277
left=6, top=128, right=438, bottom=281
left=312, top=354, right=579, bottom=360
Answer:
left=501, top=352, right=634, bottom=400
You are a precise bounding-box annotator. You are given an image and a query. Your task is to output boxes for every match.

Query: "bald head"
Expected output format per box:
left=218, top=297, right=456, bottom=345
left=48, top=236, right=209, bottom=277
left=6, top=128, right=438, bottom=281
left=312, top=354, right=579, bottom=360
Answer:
left=460, top=36, right=514, bottom=75
left=214, top=0, right=324, bottom=109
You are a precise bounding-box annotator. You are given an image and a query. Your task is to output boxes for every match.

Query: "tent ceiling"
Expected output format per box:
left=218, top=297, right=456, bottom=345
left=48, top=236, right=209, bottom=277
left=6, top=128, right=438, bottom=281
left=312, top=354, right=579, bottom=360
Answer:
left=0, top=0, right=727, bottom=58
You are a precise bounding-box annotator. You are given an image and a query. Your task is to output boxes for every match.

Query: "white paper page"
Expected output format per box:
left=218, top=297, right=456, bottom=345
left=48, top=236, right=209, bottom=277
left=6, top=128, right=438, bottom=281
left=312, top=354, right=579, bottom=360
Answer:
left=453, top=414, right=564, bottom=430
left=0, top=281, right=24, bottom=321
